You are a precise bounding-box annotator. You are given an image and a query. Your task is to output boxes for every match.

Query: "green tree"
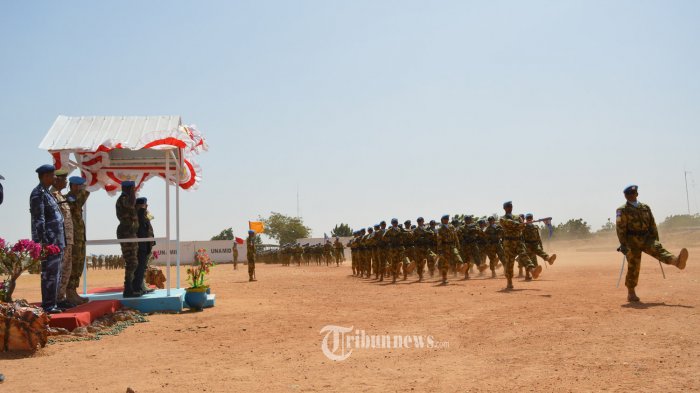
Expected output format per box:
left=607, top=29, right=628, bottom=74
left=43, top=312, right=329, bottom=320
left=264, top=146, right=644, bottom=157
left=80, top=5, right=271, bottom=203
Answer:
left=260, top=212, right=312, bottom=245
left=211, top=227, right=234, bottom=240
left=554, top=218, right=591, bottom=239
left=331, top=223, right=353, bottom=237
left=659, top=214, right=700, bottom=230
left=596, top=218, right=616, bottom=233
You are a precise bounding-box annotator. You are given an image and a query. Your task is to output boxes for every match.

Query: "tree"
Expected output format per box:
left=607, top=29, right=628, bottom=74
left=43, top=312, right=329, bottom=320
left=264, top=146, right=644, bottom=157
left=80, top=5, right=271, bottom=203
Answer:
left=331, top=223, right=353, bottom=237
left=659, top=214, right=700, bottom=230
left=554, top=218, right=591, bottom=239
left=211, top=227, right=234, bottom=241
left=260, top=212, right=312, bottom=245
left=596, top=218, right=616, bottom=234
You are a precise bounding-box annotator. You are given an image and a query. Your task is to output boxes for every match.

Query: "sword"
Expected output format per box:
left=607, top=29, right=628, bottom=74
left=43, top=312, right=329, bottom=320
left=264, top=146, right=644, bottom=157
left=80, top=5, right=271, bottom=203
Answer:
left=616, top=255, right=626, bottom=288
left=658, top=261, right=666, bottom=279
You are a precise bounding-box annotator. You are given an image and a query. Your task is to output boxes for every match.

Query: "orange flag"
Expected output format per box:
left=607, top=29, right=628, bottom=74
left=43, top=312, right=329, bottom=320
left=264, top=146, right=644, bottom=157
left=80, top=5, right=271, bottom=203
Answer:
left=248, top=221, right=265, bottom=234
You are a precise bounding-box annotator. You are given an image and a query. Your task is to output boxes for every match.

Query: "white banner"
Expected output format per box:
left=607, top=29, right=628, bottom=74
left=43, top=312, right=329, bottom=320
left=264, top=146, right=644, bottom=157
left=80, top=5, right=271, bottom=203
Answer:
left=152, top=240, right=248, bottom=265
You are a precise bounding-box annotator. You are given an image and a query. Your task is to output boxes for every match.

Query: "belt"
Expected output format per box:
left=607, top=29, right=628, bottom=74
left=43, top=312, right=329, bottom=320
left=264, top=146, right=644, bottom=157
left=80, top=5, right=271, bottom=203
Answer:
left=626, top=230, right=649, bottom=236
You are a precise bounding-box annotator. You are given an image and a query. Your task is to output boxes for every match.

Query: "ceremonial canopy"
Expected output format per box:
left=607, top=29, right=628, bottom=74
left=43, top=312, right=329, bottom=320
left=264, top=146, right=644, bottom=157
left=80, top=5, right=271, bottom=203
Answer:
left=39, top=115, right=207, bottom=193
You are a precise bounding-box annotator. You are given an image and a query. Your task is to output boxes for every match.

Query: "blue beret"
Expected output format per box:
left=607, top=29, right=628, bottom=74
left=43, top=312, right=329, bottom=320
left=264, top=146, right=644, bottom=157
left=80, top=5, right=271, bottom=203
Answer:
left=35, top=164, right=55, bottom=174
left=488, top=216, right=495, bottom=221
left=69, top=176, right=86, bottom=185
left=135, top=197, right=147, bottom=204
left=373, top=224, right=380, bottom=229
left=503, top=201, right=513, bottom=208
left=122, top=181, right=135, bottom=188
left=441, top=214, right=449, bottom=220
left=248, top=230, right=255, bottom=235
left=380, top=220, right=386, bottom=225
left=391, top=218, right=398, bottom=224
left=525, top=213, right=533, bottom=218
left=624, top=185, right=638, bottom=194
left=417, top=217, right=424, bottom=222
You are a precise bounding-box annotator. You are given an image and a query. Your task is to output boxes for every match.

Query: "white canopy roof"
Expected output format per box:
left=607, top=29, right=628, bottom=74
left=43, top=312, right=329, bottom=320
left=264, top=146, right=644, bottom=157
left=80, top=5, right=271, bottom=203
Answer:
left=39, top=115, right=182, bottom=151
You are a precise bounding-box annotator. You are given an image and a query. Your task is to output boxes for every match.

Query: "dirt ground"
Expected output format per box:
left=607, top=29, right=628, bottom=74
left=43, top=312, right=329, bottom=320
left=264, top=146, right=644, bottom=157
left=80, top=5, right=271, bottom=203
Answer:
left=1, top=240, right=699, bottom=392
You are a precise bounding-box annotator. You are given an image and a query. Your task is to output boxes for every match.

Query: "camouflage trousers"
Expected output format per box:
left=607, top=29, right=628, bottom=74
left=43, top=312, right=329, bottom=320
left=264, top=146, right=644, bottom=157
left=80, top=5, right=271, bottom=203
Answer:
left=415, top=247, right=436, bottom=277
left=502, top=240, right=534, bottom=279
left=120, top=242, right=138, bottom=288
left=372, top=250, right=382, bottom=278
left=625, top=240, right=675, bottom=289
left=438, top=246, right=463, bottom=276
left=525, top=243, right=550, bottom=267
left=483, top=244, right=505, bottom=271
left=58, top=243, right=73, bottom=300
left=68, top=241, right=86, bottom=290
left=387, top=248, right=409, bottom=280
left=248, top=255, right=256, bottom=278
left=461, top=243, right=482, bottom=266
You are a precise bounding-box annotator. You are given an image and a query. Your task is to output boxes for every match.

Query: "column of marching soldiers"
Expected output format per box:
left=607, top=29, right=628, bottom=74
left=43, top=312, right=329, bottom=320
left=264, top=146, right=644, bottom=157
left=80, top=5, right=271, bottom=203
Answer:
left=345, top=203, right=557, bottom=289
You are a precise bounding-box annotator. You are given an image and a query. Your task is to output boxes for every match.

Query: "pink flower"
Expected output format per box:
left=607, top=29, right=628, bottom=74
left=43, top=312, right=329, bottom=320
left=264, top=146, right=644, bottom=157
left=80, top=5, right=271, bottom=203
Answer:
left=0, top=237, right=5, bottom=249
left=152, top=251, right=159, bottom=260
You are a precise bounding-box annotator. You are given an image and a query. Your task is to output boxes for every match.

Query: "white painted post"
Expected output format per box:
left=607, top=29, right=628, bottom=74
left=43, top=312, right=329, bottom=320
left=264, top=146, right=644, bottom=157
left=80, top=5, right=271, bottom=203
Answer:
left=176, top=148, right=181, bottom=289
left=82, top=200, right=88, bottom=295
left=165, top=150, right=171, bottom=296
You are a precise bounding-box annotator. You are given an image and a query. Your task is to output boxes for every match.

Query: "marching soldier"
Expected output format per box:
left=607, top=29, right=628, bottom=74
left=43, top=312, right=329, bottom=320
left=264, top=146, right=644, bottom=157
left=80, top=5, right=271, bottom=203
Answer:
left=458, top=215, right=485, bottom=279
left=333, top=237, right=344, bottom=266
left=523, top=213, right=557, bottom=271
left=402, top=220, right=417, bottom=280
left=247, top=230, right=257, bottom=281
left=436, top=215, right=463, bottom=285
left=232, top=242, right=239, bottom=270
left=500, top=202, right=540, bottom=289
left=382, top=219, right=405, bottom=284
left=616, top=185, right=688, bottom=302
left=413, top=217, right=436, bottom=281
left=483, top=216, right=505, bottom=278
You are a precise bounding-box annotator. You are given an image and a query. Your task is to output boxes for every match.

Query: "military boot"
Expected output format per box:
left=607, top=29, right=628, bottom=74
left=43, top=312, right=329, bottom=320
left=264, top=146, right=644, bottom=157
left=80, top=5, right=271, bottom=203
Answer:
left=66, top=287, right=89, bottom=305
left=491, top=270, right=497, bottom=278
left=525, top=268, right=532, bottom=281
left=676, top=248, right=689, bottom=270
left=532, top=265, right=543, bottom=279
left=518, top=267, right=524, bottom=278
left=548, top=254, right=557, bottom=265
left=506, top=278, right=513, bottom=289
left=627, top=289, right=640, bottom=302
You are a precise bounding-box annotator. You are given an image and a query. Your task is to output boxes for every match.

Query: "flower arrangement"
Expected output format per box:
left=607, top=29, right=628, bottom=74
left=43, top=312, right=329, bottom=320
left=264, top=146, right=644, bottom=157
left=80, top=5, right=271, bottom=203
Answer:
left=0, top=238, right=61, bottom=302
left=187, top=248, right=215, bottom=289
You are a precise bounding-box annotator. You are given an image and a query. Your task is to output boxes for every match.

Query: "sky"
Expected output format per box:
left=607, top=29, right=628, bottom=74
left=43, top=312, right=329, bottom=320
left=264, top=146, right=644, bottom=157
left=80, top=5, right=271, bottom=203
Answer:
left=1, top=0, right=699, bottom=248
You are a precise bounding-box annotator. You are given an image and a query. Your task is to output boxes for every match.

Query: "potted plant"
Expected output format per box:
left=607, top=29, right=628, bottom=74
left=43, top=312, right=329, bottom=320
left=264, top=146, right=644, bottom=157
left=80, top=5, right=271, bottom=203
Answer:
left=185, top=248, right=214, bottom=311
left=0, top=238, right=61, bottom=302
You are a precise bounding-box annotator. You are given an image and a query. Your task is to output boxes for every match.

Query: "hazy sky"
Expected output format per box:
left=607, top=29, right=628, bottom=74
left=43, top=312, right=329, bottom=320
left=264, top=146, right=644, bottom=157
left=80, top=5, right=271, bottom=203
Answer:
left=1, top=1, right=699, bottom=248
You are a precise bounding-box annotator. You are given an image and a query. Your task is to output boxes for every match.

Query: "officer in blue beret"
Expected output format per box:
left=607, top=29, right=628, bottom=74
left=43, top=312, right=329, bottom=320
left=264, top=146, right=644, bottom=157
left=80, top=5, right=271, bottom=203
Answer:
left=116, top=180, right=140, bottom=297
left=135, top=197, right=155, bottom=294
left=30, top=164, right=65, bottom=313
left=616, top=184, right=689, bottom=302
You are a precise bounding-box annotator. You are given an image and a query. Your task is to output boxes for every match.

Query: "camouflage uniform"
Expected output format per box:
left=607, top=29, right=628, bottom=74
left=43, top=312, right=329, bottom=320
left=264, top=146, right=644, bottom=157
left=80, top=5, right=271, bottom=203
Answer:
left=232, top=243, right=239, bottom=269
left=499, top=214, right=535, bottom=282
left=247, top=234, right=256, bottom=280
left=382, top=226, right=406, bottom=283
left=413, top=224, right=436, bottom=280
left=483, top=222, right=506, bottom=273
left=458, top=220, right=483, bottom=278
left=333, top=238, right=344, bottom=265
left=401, top=226, right=416, bottom=279
left=30, top=183, right=65, bottom=310
left=135, top=207, right=155, bottom=292
left=436, top=222, right=462, bottom=282
left=51, top=187, right=73, bottom=301
left=66, top=189, right=90, bottom=292
left=372, top=228, right=385, bottom=280
left=616, top=201, right=675, bottom=290
left=323, top=242, right=334, bottom=266
left=116, top=193, right=139, bottom=294
left=523, top=223, right=550, bottom=267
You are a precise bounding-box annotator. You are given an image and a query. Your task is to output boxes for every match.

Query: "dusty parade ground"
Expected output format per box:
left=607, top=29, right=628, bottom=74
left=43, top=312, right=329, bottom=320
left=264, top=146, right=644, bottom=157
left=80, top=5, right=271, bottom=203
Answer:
left=1, top=238, right=699, bottom=392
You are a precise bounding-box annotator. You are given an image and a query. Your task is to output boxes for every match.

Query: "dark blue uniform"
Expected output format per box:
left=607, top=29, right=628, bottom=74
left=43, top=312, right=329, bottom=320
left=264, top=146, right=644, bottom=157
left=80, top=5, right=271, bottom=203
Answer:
left=30, top=183, right=65, bottom=310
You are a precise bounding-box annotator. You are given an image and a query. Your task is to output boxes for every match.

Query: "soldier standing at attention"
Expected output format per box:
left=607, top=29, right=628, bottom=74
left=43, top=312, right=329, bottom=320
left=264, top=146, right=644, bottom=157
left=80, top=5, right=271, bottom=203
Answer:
left=135, top=197, right=155, bottom=294
left=65, top=176, right=90, bottom=305
left=116, top=181, right=141, bottom=297
left=333, top=237, right=344, bottom=266
left=382, top=219, right=404, bottom=284
left=30, top=164, right=65, bottom=313
left=616, top=185, right=688, bottom=302
left=500, top=201, right=540, bottom=290
left=232, top=242, right=239, bottom=270
left=436, top=215, right=463, bottom=285
left=50, top=169, right=74, bottom=309
left=247, top=230, right=257, bottom=281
